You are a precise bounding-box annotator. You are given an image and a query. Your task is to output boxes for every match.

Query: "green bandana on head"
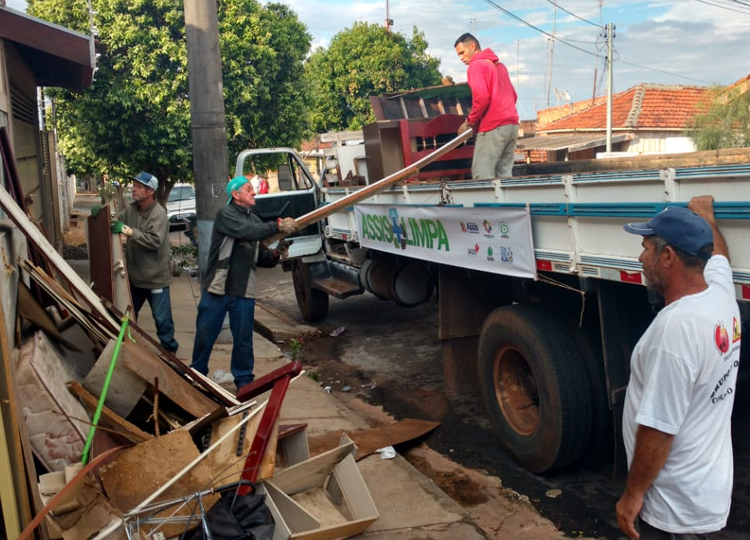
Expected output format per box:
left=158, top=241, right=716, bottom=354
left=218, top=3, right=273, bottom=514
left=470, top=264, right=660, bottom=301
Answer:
left=226, top=176, right=249, bottom=205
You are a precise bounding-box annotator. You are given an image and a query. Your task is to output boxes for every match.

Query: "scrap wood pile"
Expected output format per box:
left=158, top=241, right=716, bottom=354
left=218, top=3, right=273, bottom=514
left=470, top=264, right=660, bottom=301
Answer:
left=0, top=172, right=380, bottom=540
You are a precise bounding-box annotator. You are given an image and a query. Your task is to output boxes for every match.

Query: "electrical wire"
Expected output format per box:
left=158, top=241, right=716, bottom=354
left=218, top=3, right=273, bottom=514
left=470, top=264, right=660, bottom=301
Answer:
left=692, top=0, right=750, bottom=14
left=544, top=0, right=602, bottom=27
left=615, top=56, right=713, bottom=85
left=480, top=0, right=601, bottom=59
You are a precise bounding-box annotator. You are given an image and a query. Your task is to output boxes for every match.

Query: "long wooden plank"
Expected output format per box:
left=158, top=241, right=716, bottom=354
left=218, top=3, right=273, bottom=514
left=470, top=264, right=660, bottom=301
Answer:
left=0, top=185, right=120, bottom=333
left=264, top=128, right=473, bottom=246
left=0, top=278, right=26, bottom=539
left=119, top=340, right=220, bottom=419
left=22, top=261, right=113, bottom=344
left=67, top=381, right=153, bottom=444
left=118, top=313, right=237, bottom=407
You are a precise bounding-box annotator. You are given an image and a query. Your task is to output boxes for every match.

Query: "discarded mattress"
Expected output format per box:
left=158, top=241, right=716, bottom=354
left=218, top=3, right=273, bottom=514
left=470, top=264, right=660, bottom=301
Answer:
left=15, top=330, right=89, bottom=471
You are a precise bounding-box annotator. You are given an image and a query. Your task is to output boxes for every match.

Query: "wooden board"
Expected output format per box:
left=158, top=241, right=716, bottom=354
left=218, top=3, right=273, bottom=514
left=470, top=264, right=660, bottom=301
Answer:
left=87, top=207, right=115, bottom=308
left=87, top=206, right=133, bottom=315
left=67, top=381, right=152, bottom=444
left=119, top=339, right=220, bottom=419
left=0, top=281, right=26, bottom=538
left=22, top=261, right=114, bottom=345
left=205, top=410, right=263, bottom=484
left=98, top=430, right=219, bottom=538
left=263, top=128, right=473, bottom=246
left=0, top=185, right=120, bottom=333
left=112, top=314, right=237, bottom=407
left=306, top=418, right=440, bottom=460
left=83, top=339, right=147, bottom=418
left=17, top=282, right=80, bottom=352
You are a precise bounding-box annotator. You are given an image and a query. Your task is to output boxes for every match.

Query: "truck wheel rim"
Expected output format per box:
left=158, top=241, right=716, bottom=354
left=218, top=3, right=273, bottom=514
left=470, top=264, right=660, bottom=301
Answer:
left=494, top=345, right=539, bottom=436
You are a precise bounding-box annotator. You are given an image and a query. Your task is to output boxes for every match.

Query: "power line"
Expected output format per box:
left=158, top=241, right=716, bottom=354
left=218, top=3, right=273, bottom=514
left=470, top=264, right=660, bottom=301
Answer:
left=543, top=0, right=602, bottom=27
left=692, top=0, right=750, bottom=14
left=715, top=0, right=750, bottom=8
left=615, top=56, right=714, bottom=85
left=480, top=0, right=601, bottom=59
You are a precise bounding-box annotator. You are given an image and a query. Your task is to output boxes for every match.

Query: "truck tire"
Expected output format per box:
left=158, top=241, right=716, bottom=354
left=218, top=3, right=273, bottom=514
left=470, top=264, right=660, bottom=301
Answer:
left=292, top=261, right=329, bottom=322
left=478, top=304, right=592, bottom=473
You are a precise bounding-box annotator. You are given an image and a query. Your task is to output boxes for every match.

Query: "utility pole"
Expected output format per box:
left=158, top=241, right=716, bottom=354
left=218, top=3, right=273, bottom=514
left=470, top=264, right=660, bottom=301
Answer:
left=184, top=0, right=228, bottom=274
left=546, top=0, right=557, bottom=107
left=604, top=22, right=615, bottom=152
left=385, top=0, right=393, bottom=33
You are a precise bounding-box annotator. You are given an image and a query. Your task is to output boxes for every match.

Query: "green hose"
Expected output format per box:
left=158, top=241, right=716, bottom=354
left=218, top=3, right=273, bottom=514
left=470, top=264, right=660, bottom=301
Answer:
left=81, top=310, right=130, bottom=465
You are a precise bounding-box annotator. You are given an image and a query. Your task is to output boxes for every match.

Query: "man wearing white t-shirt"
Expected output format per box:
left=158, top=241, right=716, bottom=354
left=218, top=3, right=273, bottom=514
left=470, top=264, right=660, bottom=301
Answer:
left=616, top=196, right=740, bottom=540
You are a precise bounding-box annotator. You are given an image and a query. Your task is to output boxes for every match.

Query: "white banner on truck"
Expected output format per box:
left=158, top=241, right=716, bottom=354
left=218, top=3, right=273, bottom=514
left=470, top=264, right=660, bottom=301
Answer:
left=354, top=204, right=536, bottom=279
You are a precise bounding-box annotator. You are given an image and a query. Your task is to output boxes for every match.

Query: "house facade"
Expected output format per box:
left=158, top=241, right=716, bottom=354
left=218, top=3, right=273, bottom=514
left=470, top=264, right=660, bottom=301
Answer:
left=518, top=83, right=711, bottom=163
left=0, top=6, right=94, bottom=249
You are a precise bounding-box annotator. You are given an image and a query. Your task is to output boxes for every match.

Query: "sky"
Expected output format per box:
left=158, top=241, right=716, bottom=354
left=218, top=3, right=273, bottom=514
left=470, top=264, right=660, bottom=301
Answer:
left=10, top=0, right=750, bottom=121
left=266, top=0, right=750, bottom=120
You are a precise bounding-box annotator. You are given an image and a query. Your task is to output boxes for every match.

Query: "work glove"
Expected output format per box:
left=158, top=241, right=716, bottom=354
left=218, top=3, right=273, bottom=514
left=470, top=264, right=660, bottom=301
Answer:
left=277, top=217, right=300, bottom=234
left=90, top=204, right=102, bottom=218
left=457, top=120, right=472, bottom=136
left=111, top=221, right=133, bottom=236
left=274, top=238, right=293, bottom=259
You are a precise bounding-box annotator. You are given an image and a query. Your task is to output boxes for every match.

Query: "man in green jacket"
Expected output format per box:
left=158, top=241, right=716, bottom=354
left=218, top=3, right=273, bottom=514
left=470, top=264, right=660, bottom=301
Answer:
left=112, top=171, right=179, bottom=352
left=190, top=175, right=298, bottom=390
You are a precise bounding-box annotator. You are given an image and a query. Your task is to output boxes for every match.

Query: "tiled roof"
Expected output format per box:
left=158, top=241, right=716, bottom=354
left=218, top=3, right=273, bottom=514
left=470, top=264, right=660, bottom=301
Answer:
left=538, top=84, right=711, bottom=132
left=299, top=138, right=333, bottom=152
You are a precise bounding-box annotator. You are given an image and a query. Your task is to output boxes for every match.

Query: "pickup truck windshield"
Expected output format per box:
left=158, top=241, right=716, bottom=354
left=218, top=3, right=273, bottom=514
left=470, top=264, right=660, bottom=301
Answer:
left=168, top=185, right=195, bottom=202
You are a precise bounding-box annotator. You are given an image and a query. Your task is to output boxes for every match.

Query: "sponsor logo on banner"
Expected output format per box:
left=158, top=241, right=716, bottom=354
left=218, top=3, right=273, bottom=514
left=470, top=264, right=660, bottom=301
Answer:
left=499, top=246, right=514, bottom=264
left=499, top=221, right=510, bottom=238
left=359, top=207, right=450, bottom=252
left=467, top=243, right=480, bottom=256
left=715, top=323, right=730, bottom=354
left=487, top=246, right=494, bottom=261
left=482, top=220, right=494, bottom=239
left=460, top=221, right=480, bottom=234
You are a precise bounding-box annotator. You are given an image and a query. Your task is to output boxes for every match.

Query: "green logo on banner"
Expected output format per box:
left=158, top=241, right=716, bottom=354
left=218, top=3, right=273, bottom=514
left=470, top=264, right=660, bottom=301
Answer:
left=360, top=208, right=450, bottom=251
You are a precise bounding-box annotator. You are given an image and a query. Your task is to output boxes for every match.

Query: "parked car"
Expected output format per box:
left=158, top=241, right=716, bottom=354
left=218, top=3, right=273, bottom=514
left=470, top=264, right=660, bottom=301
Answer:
left=166, top=183, right=196, bottom=230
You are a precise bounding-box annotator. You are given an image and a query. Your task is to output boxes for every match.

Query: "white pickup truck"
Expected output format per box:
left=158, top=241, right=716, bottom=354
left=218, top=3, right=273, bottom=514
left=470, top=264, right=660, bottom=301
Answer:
left=236, top=135, right=750, bottom=475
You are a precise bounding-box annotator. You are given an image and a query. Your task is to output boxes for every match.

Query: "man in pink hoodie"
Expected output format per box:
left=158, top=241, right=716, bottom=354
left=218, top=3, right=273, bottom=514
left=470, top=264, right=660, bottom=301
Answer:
left=455, top=33, right=519, bottom=179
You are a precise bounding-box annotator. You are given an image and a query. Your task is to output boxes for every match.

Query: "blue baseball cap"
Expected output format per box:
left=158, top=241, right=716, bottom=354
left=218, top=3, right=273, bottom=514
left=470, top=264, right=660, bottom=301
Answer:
left=623, top=206, right=713, bottom=259
left=226, top=175, right=250, bottom=205
left=131, top=171, right=159, bottom=190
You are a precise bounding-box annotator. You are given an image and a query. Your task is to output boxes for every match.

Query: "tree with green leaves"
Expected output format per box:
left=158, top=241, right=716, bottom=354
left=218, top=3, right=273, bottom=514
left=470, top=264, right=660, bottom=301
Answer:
left=29, top=0, right=311, bottom=199
left=305, top=23, right=442, bottom=132
left=686, top=85, right=750, bottom=150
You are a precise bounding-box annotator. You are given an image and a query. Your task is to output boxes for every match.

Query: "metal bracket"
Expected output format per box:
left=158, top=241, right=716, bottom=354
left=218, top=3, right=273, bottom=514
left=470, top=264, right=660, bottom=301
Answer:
left=439, top=180, right=454, bottom=206
left=235, top=410, right=250, bottom=456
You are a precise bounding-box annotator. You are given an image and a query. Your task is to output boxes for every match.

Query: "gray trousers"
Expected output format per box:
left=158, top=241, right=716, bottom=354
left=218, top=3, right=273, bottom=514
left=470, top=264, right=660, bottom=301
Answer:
left=471, top=123, right=519, bottom=180
left=638, top=517, right=716, bottom=540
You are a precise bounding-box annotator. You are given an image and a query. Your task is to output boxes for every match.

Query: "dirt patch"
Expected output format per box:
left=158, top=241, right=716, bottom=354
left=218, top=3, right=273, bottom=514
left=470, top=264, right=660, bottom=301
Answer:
left=407, top=452, right=489, bottom=507
left=295, top=334, right=374, bottom=392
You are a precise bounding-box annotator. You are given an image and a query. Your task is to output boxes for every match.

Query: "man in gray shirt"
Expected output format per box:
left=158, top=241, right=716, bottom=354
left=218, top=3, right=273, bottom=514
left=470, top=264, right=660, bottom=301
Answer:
left=112, top=171, right=178, bottom=352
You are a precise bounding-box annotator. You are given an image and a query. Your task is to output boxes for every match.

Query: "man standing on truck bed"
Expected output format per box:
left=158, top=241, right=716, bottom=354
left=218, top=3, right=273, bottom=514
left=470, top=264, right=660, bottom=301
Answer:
left=616, top=197, right=740, bottom=539
left=454, top=33, right=519, bottom=180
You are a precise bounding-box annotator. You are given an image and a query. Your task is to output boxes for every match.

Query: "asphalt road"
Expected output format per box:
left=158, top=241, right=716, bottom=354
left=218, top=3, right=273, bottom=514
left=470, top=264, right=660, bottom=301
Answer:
left=255, top=264, right=750, bottom=540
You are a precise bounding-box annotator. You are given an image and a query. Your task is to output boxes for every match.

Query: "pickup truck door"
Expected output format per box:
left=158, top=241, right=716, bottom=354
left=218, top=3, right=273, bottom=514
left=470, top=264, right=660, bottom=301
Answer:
left=234, top=148, right=322, bottom=258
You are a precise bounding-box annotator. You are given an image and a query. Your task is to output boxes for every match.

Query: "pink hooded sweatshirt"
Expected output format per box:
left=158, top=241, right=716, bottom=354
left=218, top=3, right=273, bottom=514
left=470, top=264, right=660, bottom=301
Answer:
left=466, top=48, right=519, bottom=133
